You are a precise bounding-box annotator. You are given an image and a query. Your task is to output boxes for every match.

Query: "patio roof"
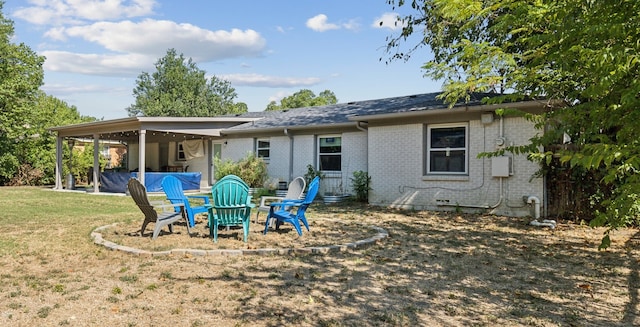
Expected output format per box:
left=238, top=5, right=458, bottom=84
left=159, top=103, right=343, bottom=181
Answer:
left=49, top=116, right=260, bottom=143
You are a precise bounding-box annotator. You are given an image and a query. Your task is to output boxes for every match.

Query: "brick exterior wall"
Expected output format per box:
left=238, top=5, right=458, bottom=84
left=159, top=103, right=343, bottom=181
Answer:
left=223, top=138, right=254, bottom=161
left=224, top=131, right=368, bottom=194
left=263, top=136, right=288, bottom=182
left=368, top=116, right=543, bottom=217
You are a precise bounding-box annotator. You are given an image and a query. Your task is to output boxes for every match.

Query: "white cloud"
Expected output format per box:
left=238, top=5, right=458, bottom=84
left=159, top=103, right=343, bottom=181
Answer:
left=219, top=73, right=322, bottom=88
left=41, top=83, right=125, bottom=95
left=268, top=91, right=293, bottom=104
left=306, top=14, right=362, bottom=32
left=42, top=51, right=153, bottom=76
left=13, top=0, right=156, bottom=25
left=342, top=19, right=361, bottom=31
left=306, top=14, right=339, bottom=32
left=47, top=19, right=266, bottom=62
left=373, top=12, right=404, bottom=31
left=39, top=20, right=268, bottom=76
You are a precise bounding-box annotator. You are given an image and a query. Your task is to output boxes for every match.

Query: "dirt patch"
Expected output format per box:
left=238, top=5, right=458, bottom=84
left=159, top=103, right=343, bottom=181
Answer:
left=1, top=203, right=639, bottom=326
left=97, top=211, right=385, bottom=253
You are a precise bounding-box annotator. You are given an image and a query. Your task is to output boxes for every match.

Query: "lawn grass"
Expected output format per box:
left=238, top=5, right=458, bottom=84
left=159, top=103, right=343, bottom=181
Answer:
left=0, top=186, right=639, bottom=326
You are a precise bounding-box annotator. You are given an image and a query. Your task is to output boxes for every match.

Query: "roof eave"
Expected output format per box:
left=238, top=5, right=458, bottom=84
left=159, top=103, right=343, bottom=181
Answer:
left=348, top=100, right=549, bottom=122
left=221, top=122, right=357, bottom=136
left=48, top=116, right=261, bottom=132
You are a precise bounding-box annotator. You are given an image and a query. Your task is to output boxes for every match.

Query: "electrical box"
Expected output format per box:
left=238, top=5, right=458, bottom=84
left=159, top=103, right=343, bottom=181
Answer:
left=492, top=156, right=510, bottom=177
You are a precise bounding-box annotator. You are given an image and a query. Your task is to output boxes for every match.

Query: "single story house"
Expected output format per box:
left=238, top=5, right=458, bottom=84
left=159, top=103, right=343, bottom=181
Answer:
left=50, top=92, right=548, bottom=217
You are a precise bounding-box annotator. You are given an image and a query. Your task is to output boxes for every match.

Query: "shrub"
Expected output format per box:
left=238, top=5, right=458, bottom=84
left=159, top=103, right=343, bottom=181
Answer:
left=213, top=157, right=240, bottom=180
left=237, top=152, right=268, bottom=188
left=303, top=164, right=325, bottom=189
left=214, top=152, right=268, bottom=188
left=351, top=170, right=371, bottom=202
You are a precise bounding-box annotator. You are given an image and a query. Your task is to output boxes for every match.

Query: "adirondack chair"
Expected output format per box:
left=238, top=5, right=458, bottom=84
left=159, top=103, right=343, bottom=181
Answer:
left=263, top=176, right=320, bottom=236
left=255, top=176, right=305, bottom=223
left=127, top=178, right=190, bottom=239
left=207, top=175, right=255, bottom=242
left=161, top=175, right=210, bottom=227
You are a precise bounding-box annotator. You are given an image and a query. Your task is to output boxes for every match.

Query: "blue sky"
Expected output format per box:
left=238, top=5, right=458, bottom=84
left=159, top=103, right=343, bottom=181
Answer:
left=6, top=0, right=440, bottom=120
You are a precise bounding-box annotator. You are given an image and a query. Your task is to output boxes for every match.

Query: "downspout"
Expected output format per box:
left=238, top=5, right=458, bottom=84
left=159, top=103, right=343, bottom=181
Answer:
left=284, top=128, right=294, bottom=182
left=355, top=121, right=368, bottom=132
left=527, top=195, right=556, bottom=228
left=527, top=195, right=541, bottom=219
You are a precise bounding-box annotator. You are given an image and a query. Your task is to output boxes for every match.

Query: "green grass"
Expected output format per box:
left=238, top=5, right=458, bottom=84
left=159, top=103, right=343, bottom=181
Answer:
left=0, top=186, right=142, bottom=256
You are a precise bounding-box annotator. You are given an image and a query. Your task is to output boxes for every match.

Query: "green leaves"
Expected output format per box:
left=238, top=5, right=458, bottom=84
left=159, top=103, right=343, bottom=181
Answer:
left=127, top=48, right=244, bottom=117
left=265, top=89, right=338, bottom=111
left=385, top=0, right=640, bottom=247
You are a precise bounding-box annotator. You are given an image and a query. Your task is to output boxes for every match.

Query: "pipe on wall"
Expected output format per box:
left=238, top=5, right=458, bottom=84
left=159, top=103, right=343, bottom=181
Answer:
left=526, top=195, right=541, bottom=219
left=436, top=177, right=504, bottom=210
left=284, top=128, right=294, bottom=182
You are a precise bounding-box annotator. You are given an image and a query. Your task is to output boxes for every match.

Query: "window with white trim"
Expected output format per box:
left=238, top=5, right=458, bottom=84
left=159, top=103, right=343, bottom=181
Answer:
left=426, top=124, right=468, bottom=174
left=318, top=135, right=341, bottom=172
left=256, top=138, right=270, bottom=159
left=176, top=142, right=186, bottom=161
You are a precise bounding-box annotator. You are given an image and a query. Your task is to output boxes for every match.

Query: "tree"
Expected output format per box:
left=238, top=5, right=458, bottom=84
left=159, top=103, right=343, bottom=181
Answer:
left=385, top=0, right=640, bottom=247
left=0, top=2, right=97, bottom=185
left=127, top=48, right=246, bottom=117
left=265, top=89, right=338, bottom=111
left=0, top=1, right=44, bottom=183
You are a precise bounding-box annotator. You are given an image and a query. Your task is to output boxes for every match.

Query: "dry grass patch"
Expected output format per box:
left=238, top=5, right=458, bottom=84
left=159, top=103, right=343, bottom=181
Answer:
left=0, top=187, right=639, bottom=326
left=97, top=209, right=382, bottom=252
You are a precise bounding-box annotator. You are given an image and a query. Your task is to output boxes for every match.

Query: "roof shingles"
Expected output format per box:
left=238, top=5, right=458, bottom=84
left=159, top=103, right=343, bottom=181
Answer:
left=227, top=92, right=496, bottom=131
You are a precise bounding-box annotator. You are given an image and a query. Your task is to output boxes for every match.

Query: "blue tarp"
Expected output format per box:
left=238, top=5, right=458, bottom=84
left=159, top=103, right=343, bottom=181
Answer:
left=101, top=172, right=202, bottom=193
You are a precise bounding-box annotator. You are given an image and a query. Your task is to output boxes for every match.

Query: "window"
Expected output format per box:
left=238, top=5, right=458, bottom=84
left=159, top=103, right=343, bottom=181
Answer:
left=256, top=139, right=270, bottom=159
left=176, top=142, right=186, bottom=161
left=318, top=136, right=341, bottom=171
left=426, top=124, right=468, bottom=174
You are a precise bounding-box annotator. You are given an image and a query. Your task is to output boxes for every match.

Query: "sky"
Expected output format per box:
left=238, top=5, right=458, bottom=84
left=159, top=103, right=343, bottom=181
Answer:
left=6, top=0, right=441, bottom=120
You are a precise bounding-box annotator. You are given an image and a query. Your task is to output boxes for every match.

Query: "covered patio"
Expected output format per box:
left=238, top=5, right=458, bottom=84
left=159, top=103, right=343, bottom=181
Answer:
left=49, top=116, right=258, bottom=193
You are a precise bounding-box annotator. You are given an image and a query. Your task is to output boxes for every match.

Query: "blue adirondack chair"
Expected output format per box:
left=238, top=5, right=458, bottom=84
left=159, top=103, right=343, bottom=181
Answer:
left=207, top=175, right=255, bottom=242
left=161, top=175, right=210, bottom=227
left=263, top=176, right=320, bottom=236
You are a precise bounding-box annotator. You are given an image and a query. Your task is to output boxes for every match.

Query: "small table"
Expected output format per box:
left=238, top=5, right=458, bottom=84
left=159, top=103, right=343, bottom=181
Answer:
left=167, top=165, right=184, bottom=172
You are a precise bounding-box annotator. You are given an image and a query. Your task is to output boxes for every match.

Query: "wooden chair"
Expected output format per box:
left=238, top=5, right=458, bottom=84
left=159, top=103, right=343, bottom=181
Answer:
left=127, top=178, right=190, bottom=239
left=207, top=175, right=255, bottom=242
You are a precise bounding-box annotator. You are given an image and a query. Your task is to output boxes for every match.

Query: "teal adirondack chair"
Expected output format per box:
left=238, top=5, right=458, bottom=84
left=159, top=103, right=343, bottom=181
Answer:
left=207, top=175, right=255, bottom=242
left=264, top=176, right=320, bottom=236
left=161, top=175, right=210, bottom=227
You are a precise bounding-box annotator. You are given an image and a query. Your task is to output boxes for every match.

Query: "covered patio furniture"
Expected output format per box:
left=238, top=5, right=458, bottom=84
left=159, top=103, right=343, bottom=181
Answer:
left=255, top=176, right=305, bottom=223
left=128, top=177, right=190, bottom=239
left=263, top=176, right=320, bottom=236
left=207, top=174, right=255, bottom=242
left=161, top=175, right=210, bottom=227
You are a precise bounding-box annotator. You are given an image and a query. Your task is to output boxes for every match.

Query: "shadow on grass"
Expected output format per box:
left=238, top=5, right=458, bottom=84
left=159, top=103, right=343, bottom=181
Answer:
left=156, top=203, right=640, bottom=326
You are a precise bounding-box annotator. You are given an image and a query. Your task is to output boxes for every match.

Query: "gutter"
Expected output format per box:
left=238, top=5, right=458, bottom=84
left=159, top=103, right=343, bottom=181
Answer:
left=284, top=128, right=294, bottom=181
left=348, top=100, right=548, bottom=122
left=221, top=122, right=358, bottom=136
